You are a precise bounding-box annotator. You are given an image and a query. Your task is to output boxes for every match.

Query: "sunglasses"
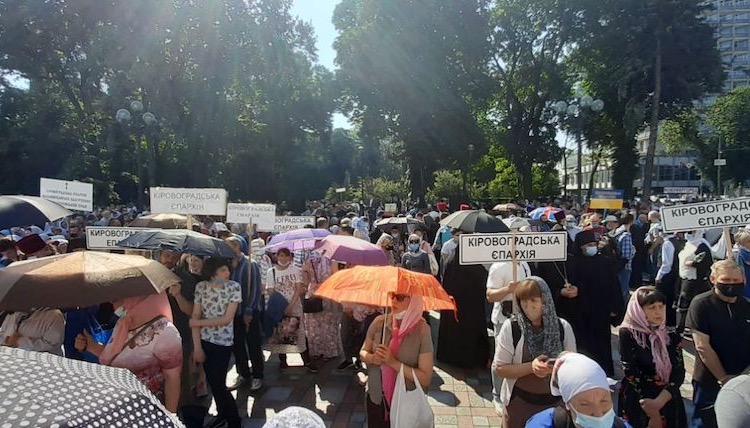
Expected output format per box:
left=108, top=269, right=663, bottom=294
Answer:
left=391, top=294, right=410, bottom=302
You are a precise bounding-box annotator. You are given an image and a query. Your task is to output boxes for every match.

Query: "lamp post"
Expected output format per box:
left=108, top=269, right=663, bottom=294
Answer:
left=550, top=95, right=604, bottom=202
left=115, top=101, right=157, bottom=209
left=463, top=144, right=475, bottom=201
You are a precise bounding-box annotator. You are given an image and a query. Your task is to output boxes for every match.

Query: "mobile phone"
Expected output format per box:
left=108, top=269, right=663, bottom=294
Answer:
left=546, top=358, right=557, bottom=367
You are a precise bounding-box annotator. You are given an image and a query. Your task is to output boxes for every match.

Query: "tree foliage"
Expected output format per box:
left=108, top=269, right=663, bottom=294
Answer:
left=333, top=0, right=490, bottom=201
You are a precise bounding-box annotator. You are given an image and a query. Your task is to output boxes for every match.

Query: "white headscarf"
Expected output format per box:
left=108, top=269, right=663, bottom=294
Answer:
left=551, top=352, right=610, bottom=404
left=263, top=406, right=325, bottom=428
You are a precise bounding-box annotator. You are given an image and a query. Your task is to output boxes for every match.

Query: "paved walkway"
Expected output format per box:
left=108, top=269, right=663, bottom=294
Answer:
left=220, top=322, right=698, bottom=427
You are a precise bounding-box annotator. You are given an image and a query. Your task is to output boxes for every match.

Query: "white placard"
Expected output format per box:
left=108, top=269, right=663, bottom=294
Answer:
left=85, top=227, right=157, bottom=250
left=660, top=198, right=750, bottom=232
left=384, top=203, right=397, bottom=213
left=149, top=187, right=227, bottom=215
left=273, top=216, right=316, bottom=232
left=459, top=232, right=568, bottom=265
left=663, top=187, right=699, bottom=195
left=226, top=203, right=276, bottom=230
left=39, top=178, right=93, bottom=212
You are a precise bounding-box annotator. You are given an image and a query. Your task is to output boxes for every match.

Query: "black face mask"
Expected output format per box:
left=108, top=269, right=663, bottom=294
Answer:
left=716, top=282, right=746, bottom=298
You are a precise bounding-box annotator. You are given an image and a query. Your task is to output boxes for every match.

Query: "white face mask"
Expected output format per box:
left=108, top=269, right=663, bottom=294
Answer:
left=114, top=306, right=127, bottom=318
left=394, top=310, right=406, bottom=320
left=277, top=260, right=290, bottom=267
left=584, top=246, right=598, bottom=257
left=571, top=408, right=615, bottom=428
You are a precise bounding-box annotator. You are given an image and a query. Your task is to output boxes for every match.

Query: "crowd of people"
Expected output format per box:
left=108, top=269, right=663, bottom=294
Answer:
left=1, top=199, right=750, bottom=428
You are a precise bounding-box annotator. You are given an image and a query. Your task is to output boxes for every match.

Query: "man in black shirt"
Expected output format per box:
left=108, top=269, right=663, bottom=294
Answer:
left=686, top=260, right=750, bottom=428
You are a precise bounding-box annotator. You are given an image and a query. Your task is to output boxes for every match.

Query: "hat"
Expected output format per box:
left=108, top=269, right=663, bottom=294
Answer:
left=16, top=234, right=47, bottom=255
left=565, top=214, right=575, bottom=223
left=576, top=230, right=597, bottom=245
left=553, top=211, right=566, bottom=222
left=459, top=204, right=470, bottom=211
left=436, top=202, right=448, bottom=212
left=340, top=218, right=352, bottom=228
left=604, top=215, right=618, bottom=223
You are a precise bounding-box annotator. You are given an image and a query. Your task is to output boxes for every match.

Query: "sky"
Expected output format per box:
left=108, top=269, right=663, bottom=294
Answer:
left=290, top=0, right=351, bottom=128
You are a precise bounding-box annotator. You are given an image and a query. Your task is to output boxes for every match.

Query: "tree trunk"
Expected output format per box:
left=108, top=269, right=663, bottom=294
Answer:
left=643, top=28, right=662, bottom=199
left=517, top=161, right=533, bottom=199
left=587, top=147, right=604, bottom=199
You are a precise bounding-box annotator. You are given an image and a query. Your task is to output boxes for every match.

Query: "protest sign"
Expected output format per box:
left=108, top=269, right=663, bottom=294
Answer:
left=226, top=203, right=276, bottom=230
left=86, top=227, right=156, bottom=250
left=459, top=232, right=568, bottom=265
left=150, top=187, right=227, bottom=216
left=39, top=178, right=93, bottom=212
left=590, top=189, right=624, bottom=210
left=273, top=216, right=316, bottom=232
left=660, top=197, right=750, bottom=232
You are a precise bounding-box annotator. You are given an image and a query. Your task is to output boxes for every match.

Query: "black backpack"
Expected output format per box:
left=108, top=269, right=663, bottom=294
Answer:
left=511, top=318, right=565, bottom=348
left=598, top=230, right=627, bottom=271
left=552, top=406, right=625, bottom=428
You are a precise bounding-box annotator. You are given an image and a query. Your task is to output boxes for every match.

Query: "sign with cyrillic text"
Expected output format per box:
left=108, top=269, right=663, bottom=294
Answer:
left=273, top=216, right=316, bottom=232
left=663, top=187, right=699, bottom=195
left=226, top=203, right=276, bottom=230
left=661, top=198, right=750, bottom=232
left=40, top=178, right=93, bottom=212
left=86, top=227, right=156, bottom=250
left=590, top=189, right=624, bottom=210
left=150, top=187, right=227, bottom=215
left=384, top=203, right=397, bottom=213
left=459, top=232, right=568, bottom=265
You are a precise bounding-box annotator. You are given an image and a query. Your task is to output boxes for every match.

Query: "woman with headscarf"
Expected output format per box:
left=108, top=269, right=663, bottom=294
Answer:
left=676, top=229, right=713, bottom=334
left=437, top=244, right=490, bottom=368
left=375, top=233, right=399, bottom=266
left=360, top=294, right=433, bottom=428
left=493, top=277, right=577, bottom=428
left=301, top=254, right=340, bottom=361
left=618, top=287, right=686, bottom=428
left=570, top=230, right=625, bottom=376
left=74, top=293, right=182, bottom=412
left=526, top=352, right=632, bottom=427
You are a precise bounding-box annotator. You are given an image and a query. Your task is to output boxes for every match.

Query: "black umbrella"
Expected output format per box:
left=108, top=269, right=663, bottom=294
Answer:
left=439, top=210, right=511, bottom=233
left=0, top=195, right=72, bottom=230
left=117, top=229, right=234, bottom=258
left=0, top=347, right=183, bottom=427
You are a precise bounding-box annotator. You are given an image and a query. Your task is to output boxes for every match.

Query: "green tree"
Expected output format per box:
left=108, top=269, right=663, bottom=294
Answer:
left=574, top=0, right=723, bottom=197
left=333, top=0, right=490, bottom=202
left=483, top=0, right=571, bottom=198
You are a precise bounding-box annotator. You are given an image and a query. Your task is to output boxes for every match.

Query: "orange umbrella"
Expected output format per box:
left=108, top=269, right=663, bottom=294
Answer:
left=314, top=265, right=457, bottom=312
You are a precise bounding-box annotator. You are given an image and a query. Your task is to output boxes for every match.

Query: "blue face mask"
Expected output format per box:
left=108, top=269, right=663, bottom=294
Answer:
left=572, top=408, right=615, bottom=428
left=584, top=246, right=598, bottom=257
left=408, top=243, right=420, bottom=253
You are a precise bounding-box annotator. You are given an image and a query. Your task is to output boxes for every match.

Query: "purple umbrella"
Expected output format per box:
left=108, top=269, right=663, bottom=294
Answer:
left=313, top=235, right=389, bottom=266
left=266, top=228, right=331, bottom=252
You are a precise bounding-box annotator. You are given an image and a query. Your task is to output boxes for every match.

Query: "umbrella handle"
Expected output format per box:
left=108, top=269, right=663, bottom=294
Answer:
left=381, top=305, right=388, bottom=345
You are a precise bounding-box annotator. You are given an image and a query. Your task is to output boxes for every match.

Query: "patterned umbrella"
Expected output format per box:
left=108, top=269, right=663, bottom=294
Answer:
left=265, top=228, right=330, bottom=252
left=313, top=235, right=389, bottom=266
left=0, top=347, right=183, bottom=427
left=0, top=195, right=72, bottom=230
left=314, top=265, right=456, bottom=311
left=528, top=206, right=563, bottom=220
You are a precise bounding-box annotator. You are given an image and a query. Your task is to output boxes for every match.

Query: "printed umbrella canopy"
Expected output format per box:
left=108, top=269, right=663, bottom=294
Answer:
left=0, top=347, right=183, bottom=427
left=528, top=206, right=562, bottom=220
